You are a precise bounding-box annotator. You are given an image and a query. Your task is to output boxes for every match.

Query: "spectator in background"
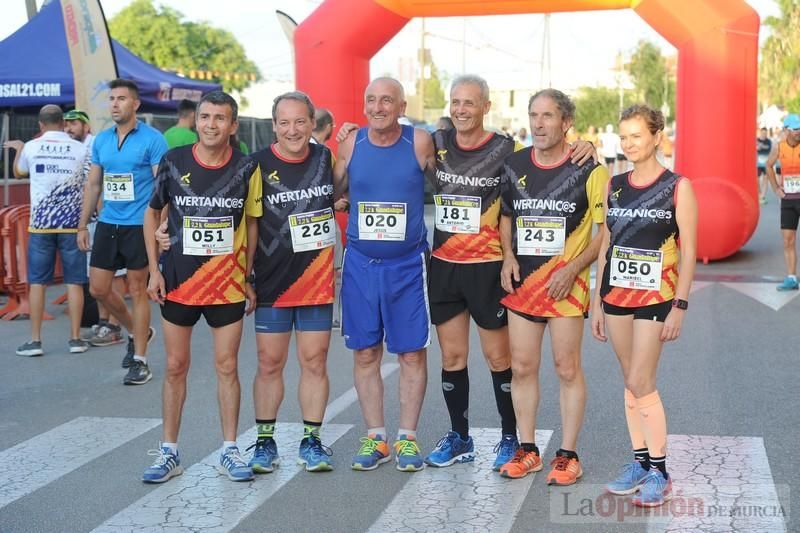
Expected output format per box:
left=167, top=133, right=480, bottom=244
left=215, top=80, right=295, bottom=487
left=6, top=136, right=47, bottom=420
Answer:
left=4, top=105, right=90, bottom=356
left=582, top=125, right=599, bottom=146
left=64, top=109, right=93, bottom=149
left=163, top=99, right=198, bottom=149
left=65, top=109, right=128, bottom=348
left=599, top=124, right=620, bottom=175
left=757, top=127, right=772, bottom=204
left=313, top=108, right=336, bottom=144
left=436, top=116, right=454, bottom=131
left=517, top=127, right=532, bottom=146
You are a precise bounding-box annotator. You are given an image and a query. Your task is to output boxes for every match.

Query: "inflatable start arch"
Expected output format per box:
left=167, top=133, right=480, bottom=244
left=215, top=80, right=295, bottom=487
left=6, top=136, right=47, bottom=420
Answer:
left=295, top=0, right=760, bottom=261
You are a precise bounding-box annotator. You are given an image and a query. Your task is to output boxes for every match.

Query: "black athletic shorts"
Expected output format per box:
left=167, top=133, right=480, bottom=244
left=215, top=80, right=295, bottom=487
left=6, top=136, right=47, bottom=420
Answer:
left=90, top=222, right=147, bottom=271
left=780, top=199, right=800, bottom=230
left=428, top=257, right=507, bottom=329
left=604, top=157, right=615, bottom=165
left=509, top=308, right=588, bottom=323
left=602, top=300, right=672, bottom=322
left=161, top=300, right=245, bottom=328
left=616, top=153, right=627, bottom=161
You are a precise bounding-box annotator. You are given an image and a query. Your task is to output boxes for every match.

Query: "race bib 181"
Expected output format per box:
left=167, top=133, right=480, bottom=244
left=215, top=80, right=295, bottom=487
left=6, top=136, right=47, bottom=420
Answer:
left=289, top=207, right=336, bottom=253
left=182, top=216, right=234, bottom=256
left=516, top=216, right=566, bottom=256
left=609, top=245, right=663, bottom=290
left=357, top=202, right=407, bottom=241
left=434, top=194, right=481, bottom=234
left=103, top=173, right=134, bottom=201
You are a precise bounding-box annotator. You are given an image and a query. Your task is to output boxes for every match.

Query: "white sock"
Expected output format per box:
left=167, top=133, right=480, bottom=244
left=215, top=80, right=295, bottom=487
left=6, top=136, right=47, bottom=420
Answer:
left=397, top=428, right=416, bottom=440
left=161, top=442, right=177, bottom=454
left=790, top=275, right=797, bottom=281
left=367, top=427, right=386, bottom=439
left=223, top=440, right=237, bottom=451
left=133, top=355, right=146, bottom=363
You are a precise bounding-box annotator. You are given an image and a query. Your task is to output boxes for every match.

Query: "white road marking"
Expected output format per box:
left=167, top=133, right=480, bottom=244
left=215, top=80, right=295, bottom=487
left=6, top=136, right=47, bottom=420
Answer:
left=368, top=428, right=554, bottom=533
left=0, top=417, right=161, bottom=509
left=92, top=423, right=352, bottom=532
left=721, top=282, right=800, bottom=311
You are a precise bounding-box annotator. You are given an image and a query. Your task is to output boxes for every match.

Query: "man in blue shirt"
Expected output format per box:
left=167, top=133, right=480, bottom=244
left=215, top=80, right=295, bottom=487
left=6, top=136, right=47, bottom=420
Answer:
left=78, top=78, right=168, bottom=385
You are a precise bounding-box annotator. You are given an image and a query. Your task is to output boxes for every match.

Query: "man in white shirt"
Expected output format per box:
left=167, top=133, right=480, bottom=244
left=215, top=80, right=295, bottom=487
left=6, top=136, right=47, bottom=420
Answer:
left=3, top=105, right=90, bottom=356
left=599, top=124, right=621, bottom=175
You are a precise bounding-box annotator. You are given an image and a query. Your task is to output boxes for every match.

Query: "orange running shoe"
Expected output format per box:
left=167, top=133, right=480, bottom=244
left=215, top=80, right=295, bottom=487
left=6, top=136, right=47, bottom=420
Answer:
left=546, top=454, right=583, bottom=485
left=499, top=448, right=543, bottom=479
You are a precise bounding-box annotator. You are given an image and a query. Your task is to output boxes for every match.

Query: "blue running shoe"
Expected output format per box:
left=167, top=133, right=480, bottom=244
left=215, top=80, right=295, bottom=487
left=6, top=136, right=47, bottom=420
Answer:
left=142, top=446, right=182, bottom=483
left=606, top=461, right=649, bottom=495
left=394, top=435, right=424, bottom=472
left=351, top=435, right=391, bottom=471
left=777, top=276, right=799, bottom=291
left=247, top=438, right=280, bottom=473
left=425, top=431, right=475, bottom=467
left=492, top=434, right=520, bottom=471
left=632, top=469, right=673, bottom=507
left=218, top=446, right=255, bottom=481
left=298, top=435, right=333, bottom=472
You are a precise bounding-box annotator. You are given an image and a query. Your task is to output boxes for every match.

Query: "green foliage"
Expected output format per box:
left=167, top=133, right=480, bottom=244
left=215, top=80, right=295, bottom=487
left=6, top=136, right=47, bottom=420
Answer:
left=572, top=86, right=635, bottom=133
left=759, top=0, right=800, bottom=107
left=626, top=40, right=675, bottom=118
left=108, top=0, right=260, bottom=98
left=416, top=56, right=446, bottom=112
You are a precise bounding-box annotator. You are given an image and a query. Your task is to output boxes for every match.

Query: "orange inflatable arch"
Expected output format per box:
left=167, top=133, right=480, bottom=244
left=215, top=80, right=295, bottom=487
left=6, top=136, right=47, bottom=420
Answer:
left=295, top=0, right=760, bottom=261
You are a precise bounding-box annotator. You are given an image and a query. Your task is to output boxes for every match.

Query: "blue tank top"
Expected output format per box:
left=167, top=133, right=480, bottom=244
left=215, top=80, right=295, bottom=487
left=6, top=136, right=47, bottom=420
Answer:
left=347, top=125, right=427, bottom=259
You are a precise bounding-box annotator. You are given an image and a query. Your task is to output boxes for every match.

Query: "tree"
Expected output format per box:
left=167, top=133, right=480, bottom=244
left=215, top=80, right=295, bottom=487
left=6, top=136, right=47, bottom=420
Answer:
left=108, top=0, right=260, bottom=99
left=626, top=40, right=676, bottom=118
left=759, top=0, right=800, bottom=111
left=412, top=48, right=446, bottom=121
left=572, top=86, right=635, bottom=133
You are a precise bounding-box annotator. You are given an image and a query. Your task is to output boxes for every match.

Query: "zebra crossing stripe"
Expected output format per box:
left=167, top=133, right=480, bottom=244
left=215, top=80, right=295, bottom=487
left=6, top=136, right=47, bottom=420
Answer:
left=0, top=417, right=161, bottom=509
left=549, top=435, right=786, bottom=532
left=367, top=428, right=554, bottom=532
left=92, top=423, right=352, bottom=532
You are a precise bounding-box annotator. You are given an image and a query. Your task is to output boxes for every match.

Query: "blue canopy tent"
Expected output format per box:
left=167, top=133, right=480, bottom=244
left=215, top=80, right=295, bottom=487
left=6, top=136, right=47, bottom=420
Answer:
left=0, top=0, right=221, bottom=112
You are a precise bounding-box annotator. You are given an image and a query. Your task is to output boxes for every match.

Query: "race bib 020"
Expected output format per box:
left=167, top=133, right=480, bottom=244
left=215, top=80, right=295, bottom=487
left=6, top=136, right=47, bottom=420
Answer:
left=434, top=194, right=481, bottom=234
left=358, top=202, right=407, bottom=241
left=182, top=216, right=234, bottom=256
left=516, top=216, right=566, bottom=256
left=289, top=207, right=336, bottom=253
left=103, top=173, right=134, bottom=201
left=609, top=245, right=663, bottom=290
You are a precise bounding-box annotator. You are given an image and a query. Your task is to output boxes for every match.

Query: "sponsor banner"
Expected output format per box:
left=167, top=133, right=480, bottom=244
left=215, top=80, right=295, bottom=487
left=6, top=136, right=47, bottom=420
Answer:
left=60, top=0, right=118, bottom=133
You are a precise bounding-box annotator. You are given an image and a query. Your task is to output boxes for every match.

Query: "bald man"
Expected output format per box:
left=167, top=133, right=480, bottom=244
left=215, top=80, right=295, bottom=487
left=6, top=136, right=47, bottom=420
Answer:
left=5, top=105, right=90, bottom=356
left=334, top=77, right=436, bottom=472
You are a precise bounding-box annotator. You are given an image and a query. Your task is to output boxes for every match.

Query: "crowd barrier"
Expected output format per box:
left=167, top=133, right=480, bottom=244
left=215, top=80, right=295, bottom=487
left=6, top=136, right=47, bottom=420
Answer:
left=0, top=204, right=64, bottom=320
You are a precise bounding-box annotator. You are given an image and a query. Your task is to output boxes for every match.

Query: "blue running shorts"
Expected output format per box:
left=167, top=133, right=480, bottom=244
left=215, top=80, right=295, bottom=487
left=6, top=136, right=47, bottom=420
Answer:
left=254, top=304, right=333, bottom=333
left=341, top=243, right=431, bottom=354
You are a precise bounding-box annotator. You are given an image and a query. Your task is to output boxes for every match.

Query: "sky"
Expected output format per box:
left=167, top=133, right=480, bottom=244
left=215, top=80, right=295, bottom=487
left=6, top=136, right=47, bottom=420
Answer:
left=0, top=0, right=782, bottom=94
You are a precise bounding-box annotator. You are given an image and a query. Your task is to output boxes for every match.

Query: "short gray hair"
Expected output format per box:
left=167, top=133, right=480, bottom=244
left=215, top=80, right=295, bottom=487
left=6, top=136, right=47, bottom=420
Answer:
left=451, top=74, right=490, bottom=103
left=38, top=104, right=63, bottom=125
left=366, top=77, right=405, bottom=101
left=529, top=89, right=575, bottom=122
left=272, top=91, right=315, bottom=122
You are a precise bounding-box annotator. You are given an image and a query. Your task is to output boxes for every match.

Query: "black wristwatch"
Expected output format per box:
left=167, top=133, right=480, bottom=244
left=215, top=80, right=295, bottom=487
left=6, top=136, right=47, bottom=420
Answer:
left=246, top=273, right=255, bottom=284
left=672, top=298, right=688, bottom=310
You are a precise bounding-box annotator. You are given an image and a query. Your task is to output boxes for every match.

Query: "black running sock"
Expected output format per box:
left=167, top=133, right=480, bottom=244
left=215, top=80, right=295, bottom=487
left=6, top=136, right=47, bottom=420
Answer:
left=556, top=448, right=579, bottom=460
left=256, top=419, right=276, bottom=440
left=303, top=420, right=321, bottom=439
left=521, top=443, right=539, bottom=454
left=491, top=367, right=516, bottom=435
left=634, top=447, right=650, bottom=470
left=441, top=367, right=470, bottom=439
left=649, top=455, right=668, bottom=477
